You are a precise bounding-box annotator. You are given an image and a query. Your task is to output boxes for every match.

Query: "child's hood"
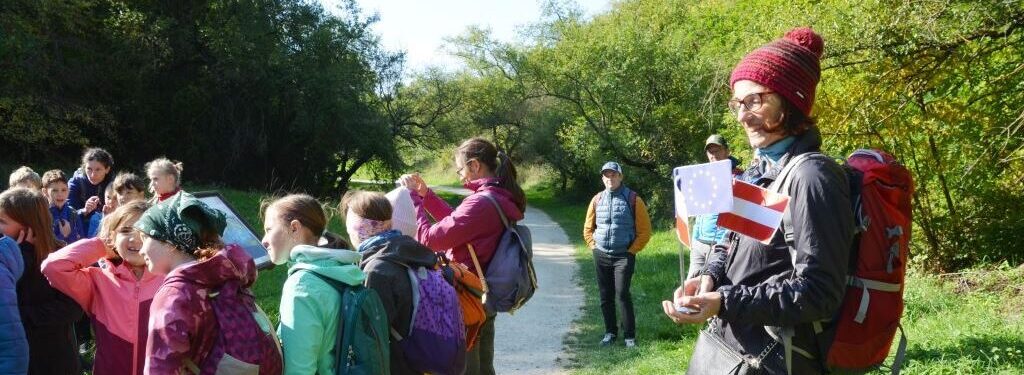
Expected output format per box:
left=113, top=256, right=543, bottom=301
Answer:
left=288, top=245, right=365, bottom=286
left=170, top=244, right=257, bottom=288
left=0, top=236, right=24, bottom=281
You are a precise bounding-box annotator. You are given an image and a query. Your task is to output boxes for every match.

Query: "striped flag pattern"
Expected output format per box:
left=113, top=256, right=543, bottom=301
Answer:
left=716, top=179, right=790, bottom=244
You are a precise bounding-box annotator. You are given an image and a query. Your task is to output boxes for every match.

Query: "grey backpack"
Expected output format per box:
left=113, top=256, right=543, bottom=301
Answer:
left=469, top=193, right=537, bottom=314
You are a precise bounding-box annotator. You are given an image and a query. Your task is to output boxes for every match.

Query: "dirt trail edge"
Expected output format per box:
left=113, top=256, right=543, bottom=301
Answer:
left=432, top=185, right=584, bottom=375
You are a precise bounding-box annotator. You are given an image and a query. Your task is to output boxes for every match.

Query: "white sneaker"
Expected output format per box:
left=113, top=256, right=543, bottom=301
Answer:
left=600, top=333, right=616, bottom=346
left=624, top=338, right=637, bottom=348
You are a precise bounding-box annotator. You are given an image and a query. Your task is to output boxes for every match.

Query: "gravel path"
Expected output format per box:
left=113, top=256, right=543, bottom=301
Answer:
left=432, top=185, right=584, bottom=375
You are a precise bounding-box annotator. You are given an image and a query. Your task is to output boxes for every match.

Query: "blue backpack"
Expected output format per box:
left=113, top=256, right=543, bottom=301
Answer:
left=469, top=193, right=537, bottom=314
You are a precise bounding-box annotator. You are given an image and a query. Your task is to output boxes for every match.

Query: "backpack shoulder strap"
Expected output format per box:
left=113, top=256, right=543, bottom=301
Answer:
left=466, top=244, right=489, bottom=300
left=479, top=192, right=511, bottom=229
left=380, top=259, right=421, bottom=339
left=763, top=152, right=837, bottom=375
left=769, top=152, right=823, bottom=194
left=769, top=152, right=829, bottom=249
left=254, top=302, right=284, bottom=362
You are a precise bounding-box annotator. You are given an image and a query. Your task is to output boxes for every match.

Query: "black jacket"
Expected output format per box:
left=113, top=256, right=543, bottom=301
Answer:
left=17, top=243, right=84, bottom=375
left=704, top=128, right=854, bottom=374
left=359, top=234, right=439, bottom=375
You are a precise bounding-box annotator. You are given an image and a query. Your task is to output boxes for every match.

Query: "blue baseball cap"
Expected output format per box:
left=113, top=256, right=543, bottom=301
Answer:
left=600, top=161, right=622, bottom=174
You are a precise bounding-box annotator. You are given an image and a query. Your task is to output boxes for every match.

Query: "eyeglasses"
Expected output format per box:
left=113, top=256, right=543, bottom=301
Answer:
left=728, top=91, right=774, bottom=115
left=456, top=158, right=477, bottom=175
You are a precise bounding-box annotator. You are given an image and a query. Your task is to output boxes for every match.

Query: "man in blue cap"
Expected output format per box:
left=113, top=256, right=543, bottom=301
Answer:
left=583, top=161, right=652, bottom=348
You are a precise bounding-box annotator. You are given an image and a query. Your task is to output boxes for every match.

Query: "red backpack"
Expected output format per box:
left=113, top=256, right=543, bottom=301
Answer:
left=828, top=149, right=913, bottom=373
left=775, top=149, right=913, bottom=374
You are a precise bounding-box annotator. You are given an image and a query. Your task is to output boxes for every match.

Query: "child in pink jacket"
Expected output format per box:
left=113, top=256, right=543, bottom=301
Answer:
left=42, top=200, right=162, bottom=375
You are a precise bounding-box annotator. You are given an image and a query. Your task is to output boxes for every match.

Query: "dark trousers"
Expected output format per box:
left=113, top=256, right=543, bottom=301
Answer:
left=75, top=315, right=92, bottom=345
left=463, top=312, right=496, bottom=375
left=593, top=250, right=636, bottom=339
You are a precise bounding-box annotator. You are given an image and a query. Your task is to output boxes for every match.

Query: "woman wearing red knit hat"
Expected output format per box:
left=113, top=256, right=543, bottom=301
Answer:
left=663, top=27, right=855, bottom=374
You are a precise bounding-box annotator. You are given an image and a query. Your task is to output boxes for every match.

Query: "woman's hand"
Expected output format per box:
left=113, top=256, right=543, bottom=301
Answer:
left=398, top=173, right=428, bottom=197
left=662, top=275, right=718, bottom=324
left=662, top=291, right=722, bottom=325
left=84, top=196, right=100, bottom=214
left=689, top=275, right=715, bottom=296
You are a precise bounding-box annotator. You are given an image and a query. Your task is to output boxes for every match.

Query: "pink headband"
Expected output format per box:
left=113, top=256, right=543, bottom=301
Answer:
left=346, top=210, right=392, bottom=243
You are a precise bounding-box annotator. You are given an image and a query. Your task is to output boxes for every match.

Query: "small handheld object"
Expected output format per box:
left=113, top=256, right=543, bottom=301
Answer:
left=676, top=305, right=699, bottom=314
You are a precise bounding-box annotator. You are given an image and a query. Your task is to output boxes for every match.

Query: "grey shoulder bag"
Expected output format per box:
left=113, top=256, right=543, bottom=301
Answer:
left=686, top=318, right=773, bottom=375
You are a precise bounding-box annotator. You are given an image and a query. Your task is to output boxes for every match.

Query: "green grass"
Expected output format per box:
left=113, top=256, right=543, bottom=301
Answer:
left=528, top=185, right=701, bottom=373
left=180, top=183, right=1024, bottom=374
left=525, top=184, right=1024, bottom=375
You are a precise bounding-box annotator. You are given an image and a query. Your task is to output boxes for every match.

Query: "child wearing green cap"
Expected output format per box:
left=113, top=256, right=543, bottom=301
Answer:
left=135, top=192, right=282, bottom=374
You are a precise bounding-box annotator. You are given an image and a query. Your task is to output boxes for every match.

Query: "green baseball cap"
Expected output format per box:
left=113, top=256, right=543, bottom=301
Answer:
left=705, top=134, right=728, bottom=150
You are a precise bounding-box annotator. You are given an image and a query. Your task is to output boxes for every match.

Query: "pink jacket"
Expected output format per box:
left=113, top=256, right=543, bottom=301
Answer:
left=41, top=237, right=164, bottom=375
left=144, top=244, right=257, bottom=375
left=412, top=178, right=525, bottom=275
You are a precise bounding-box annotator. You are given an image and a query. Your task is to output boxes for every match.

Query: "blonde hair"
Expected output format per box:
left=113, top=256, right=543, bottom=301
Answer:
left=145, top=157, right=184, bottom=187
left=9, top=166, right=41, bottom=189
left=99, top=200, right=152, bottom=262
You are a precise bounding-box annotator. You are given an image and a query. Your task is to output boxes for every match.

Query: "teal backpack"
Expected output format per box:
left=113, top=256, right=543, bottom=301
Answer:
left=301, top=271, right=391, bottom=375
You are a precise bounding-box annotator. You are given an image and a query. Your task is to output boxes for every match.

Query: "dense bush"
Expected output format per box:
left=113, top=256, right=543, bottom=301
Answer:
left=0, top=0, right=401, bottom=195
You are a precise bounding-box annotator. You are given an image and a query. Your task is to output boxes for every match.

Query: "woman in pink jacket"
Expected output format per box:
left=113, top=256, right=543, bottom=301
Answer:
left=42, top=200, right=162, bottom=375
left=398, top=137, right=526, bottom=375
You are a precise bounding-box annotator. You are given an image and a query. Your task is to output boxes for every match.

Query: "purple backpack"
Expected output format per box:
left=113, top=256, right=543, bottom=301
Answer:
left=179, top=278, right=283, bottom=375
left=389, top=262, right=466, bottom=375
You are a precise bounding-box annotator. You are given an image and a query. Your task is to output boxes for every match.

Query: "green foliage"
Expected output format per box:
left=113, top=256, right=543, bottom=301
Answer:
left=403, top=0, right=1024, bottom=271
left=527, top=186, right=1024, bottom=374
left=0, top=0, right=400, bottom=195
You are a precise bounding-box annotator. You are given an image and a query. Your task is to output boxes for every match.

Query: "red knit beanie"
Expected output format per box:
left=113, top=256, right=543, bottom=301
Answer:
left=729, top=27, right=824, bottom=116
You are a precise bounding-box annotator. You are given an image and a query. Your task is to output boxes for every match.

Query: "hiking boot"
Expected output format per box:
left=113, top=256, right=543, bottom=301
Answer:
left=625, top=338, right=637, bottom=348
left=600, top=333, right=616, bottom=346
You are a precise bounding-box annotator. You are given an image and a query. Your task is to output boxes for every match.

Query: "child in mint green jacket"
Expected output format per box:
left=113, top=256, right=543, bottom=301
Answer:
left=261, top=194, right=366, bottom=374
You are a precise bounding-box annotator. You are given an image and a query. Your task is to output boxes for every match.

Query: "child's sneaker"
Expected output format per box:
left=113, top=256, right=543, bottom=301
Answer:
left=625, top=338, right=637, bottom=348
left=600, top=333, right=616, bottom=346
